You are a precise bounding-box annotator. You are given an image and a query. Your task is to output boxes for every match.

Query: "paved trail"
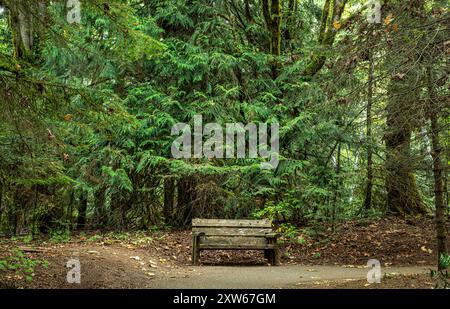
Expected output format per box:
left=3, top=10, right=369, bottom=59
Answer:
left=151, top=265, right=431, bottom=288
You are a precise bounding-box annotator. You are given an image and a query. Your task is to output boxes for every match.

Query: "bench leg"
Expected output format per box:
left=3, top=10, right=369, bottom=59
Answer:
left=267, top=249, right=279, bottom=266
left=192, top=235, right=200, bottom=265
left=266, top=236, right=279, bottom=266
left=272, top=248, right=279, bottom=266
left=269, top=250, right=275, bottom=266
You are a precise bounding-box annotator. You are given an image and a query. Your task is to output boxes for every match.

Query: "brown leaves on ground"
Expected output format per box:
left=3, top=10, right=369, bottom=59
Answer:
left=282, top=216, right=449, bottom=267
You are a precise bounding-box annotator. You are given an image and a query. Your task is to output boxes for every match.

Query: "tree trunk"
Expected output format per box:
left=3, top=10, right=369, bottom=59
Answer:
left=331, top=142, right=341, bottom=232
left=385, top=73, right=427, bottom=215
left=7, top=0, right=34, bottom=60
left=302, top=0, right=348, bottom=78
left=384, top=1, right=427, bottom=216
left=363, top=31, right=375, bottom=212
left=284, top=0, right=297, bottom=49
left=95, top=188, right=107, bottom=227
left=262, top=0, right=282, bottom=79
left=77, top=192, right=88, bottom=229
left=426, top=66, right=447, bottom=269
left=176, top=177, right=196, bottom=228
left=163, top=178, right=175, bottom=226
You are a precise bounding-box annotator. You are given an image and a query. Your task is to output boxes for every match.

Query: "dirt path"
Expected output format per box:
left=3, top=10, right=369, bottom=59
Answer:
left=0, top=243, right=433, bottom=289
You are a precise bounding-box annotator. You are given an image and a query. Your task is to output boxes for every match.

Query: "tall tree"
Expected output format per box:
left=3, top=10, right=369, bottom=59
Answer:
left=384, top=0, right=427, bottom=215
left=6, top=0, right=35, bottom=60
left=262, top=0, right=282, bottom=79
left=302, top=0, right=348, bottom=77
left=426, top=65, right=447, bottom=269
left=363, top=26, right=376, bottom=212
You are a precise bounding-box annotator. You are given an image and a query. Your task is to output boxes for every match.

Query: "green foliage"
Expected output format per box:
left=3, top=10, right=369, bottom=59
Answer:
left=86, top=234, right=103, bottom=243
left=0, top=249, right=49, bottom=282
left=312, top=252, right=321, bottom=259
left=50, top=229, right=71, bottom=243
left=431, top=253, right=450, bottom=289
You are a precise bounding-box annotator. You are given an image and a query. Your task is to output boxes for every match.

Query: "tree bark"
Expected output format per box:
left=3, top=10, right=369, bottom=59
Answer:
left=385, top=73, right=427, bottom=215
left=363, top=30, right=375, bottom=212
left=384, top=0, right=427, bottom=216
left=332, top=142, right=341, bottom=232
left=302, top=0, right=348, bottom=77
left=284, top=0, right=297, bottom=48
left=426, top=66, right=447, bottom=269
left=77, top=192, right=88, bottom=229
left=7, top=0, right=34, bottom=60
left=262, top=0, right=282, bottom=79
left=163, top=178, right=175, bottom=226
left=176, top=177, right=197, bottom=228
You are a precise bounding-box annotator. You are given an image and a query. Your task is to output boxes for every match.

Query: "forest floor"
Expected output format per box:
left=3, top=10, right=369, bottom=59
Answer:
left=0, top=217, right=447, bottom=289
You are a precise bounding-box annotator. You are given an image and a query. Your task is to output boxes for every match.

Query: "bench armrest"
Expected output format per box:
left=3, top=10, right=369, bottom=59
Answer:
left=264, top=232, right=279, bottom=238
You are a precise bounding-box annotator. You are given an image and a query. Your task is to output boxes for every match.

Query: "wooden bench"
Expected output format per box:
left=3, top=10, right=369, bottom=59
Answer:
left=191, top=218, right=279, bottom=266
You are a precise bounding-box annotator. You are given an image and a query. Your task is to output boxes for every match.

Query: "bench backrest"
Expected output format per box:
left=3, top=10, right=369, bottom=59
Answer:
left=192, top=219, right=272, bottom=237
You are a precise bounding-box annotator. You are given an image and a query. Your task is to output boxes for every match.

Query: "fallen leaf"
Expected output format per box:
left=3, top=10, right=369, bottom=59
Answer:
left=384, top=14, right=393, bottom=25
left=333, top=21, right=341, bottom=30
left=420, top=246, right=432, bottom=254
left=63, top=114, right=73, bottom=121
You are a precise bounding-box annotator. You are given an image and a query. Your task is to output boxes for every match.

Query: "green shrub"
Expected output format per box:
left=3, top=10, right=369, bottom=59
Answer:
left=0, top=249, right=49, bottom=282
left=49, top=229, right=71, bottom=243
left=431, top=253, right=450, bottom=289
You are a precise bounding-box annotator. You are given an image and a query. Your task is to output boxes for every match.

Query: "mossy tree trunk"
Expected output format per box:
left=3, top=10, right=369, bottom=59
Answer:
left=284, top=0, right=297, bottom=49
left=384, top=0, right=427, bottom=216
left=262, top=0, right=282, bottom=79
left=302, top=0, right=348, bottom=78
left=385, top=73, right=427, bottom=215
left=7, top=0, right=34, bottom=61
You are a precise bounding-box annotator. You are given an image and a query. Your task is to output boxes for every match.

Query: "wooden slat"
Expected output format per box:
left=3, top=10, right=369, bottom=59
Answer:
left=193, top=227, right=272, bottom=237
left=199, top=236, right=268, bottom=246
left=199, top=244, right=276, bottom=250
left=192, top=218, right=271, bottom=228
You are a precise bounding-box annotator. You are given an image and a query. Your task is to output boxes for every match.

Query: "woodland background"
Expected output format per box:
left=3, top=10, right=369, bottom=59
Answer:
left=0, top=0, right=448, bottom=266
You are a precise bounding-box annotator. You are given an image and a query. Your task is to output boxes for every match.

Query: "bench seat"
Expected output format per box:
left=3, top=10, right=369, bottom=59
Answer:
left=191, top=218, right=279, bottom=265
